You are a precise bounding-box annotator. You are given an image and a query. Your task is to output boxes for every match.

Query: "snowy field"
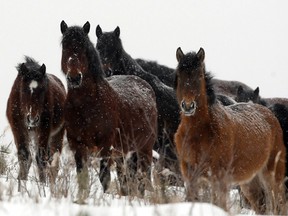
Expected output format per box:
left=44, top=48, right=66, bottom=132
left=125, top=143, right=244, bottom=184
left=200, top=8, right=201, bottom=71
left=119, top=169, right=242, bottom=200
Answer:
left=1, top=0, right=288, bottom=215
left=0, top=128, right=250, bottom=216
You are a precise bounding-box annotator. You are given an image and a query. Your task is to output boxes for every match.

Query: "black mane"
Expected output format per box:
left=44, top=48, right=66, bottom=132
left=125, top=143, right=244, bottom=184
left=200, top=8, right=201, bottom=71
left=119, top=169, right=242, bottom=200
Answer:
left=177, top=52, right=216, bottom=105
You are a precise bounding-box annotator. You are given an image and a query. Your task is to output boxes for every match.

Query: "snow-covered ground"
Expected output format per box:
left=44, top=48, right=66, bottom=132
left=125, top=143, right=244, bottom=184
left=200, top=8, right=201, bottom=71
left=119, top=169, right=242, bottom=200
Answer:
left=0, top=128, right=250, bottom=216
left=1, top=0, right=288, bottom=215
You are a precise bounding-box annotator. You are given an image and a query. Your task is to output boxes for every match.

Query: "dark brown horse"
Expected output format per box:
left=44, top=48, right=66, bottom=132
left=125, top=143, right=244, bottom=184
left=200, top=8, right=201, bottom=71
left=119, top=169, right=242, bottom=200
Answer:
left=174, top=47, right=286, bottom=214
left=96, top=25, right=182, bottom=187
left=60, top=21, right=157, bottom=200
left=6, top=56, right=66, bottom=186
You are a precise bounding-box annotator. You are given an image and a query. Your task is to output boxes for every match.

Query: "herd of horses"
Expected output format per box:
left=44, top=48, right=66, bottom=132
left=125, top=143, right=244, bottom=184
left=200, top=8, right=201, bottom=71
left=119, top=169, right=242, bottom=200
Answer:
left=5, top=21, right=288, bottom=214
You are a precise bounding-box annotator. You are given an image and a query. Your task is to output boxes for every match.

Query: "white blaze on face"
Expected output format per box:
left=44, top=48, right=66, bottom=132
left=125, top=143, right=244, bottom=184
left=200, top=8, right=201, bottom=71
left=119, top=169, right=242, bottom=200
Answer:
left=29, top=80, right=38, bottom=94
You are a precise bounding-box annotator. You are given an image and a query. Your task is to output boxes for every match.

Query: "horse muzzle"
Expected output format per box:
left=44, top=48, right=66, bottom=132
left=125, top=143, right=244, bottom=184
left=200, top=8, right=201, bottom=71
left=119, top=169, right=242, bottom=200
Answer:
left=66, top=72, right=83, bottom=88
left=26, top=114, right=40, bottom=128
left=181, top=100, right=197, bottom=116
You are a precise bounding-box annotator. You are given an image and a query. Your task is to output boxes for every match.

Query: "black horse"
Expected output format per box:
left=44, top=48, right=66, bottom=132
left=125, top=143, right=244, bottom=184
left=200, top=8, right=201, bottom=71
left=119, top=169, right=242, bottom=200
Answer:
left=96, top=25, right=182, bottom=186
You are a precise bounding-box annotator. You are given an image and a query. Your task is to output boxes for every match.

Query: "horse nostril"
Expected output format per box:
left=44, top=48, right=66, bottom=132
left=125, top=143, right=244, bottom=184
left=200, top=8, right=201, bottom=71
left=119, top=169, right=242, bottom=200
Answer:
left=190, top=101, right=195, bottom=109
left=181, top=100, right=186, bottom=110
left=34, top=115, right=40, bottom=123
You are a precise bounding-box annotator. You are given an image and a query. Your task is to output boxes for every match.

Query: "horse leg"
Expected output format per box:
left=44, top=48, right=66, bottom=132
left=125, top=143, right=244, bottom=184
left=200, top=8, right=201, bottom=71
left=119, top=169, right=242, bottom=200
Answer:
left=262, top=150, right=287, bottom=214
left=99, top=158, right=111, bottom=193
left=47, top=127, right=64, bottom=186
left=36, top=133, right=50, bottom=183
left=14, top=132, right=31, bottom=181
left=74, top=147, right=89, bottom=201
left=17, top=144, right=32, bottom=181
left=115, top=157, right=129, bottom=196
left=137, top=150, right=153, bottom=197
left=240, top=175, right=266, bottom=214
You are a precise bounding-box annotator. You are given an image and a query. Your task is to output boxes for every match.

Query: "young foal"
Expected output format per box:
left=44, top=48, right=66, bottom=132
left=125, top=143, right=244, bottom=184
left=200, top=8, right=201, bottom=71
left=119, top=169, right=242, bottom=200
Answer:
left=96, top=25, right=182, bottom=186
left=6, top=56, right=66, bottom=185
left=60, top=21, right=157, bottom=199
left=174, top=47, right=286, bottom=214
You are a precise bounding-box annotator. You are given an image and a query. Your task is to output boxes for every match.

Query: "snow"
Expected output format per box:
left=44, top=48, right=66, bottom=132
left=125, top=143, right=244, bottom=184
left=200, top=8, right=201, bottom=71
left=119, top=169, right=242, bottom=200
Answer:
left=1, top=0, right=288, bottom=215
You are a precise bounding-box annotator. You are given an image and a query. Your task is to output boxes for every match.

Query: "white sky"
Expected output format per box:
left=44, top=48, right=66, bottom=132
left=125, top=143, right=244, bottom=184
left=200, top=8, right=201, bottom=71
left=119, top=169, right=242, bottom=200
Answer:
left=1, top=0, right=288, bottom=132
left=1, top=1, right=287, bottom=214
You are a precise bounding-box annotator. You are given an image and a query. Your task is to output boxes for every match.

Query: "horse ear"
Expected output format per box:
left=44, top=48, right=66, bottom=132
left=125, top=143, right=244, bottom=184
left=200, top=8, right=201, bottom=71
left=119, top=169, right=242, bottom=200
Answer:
left=176, top=47, right=184, bottom=63
left=96, top=25, right=103, bottom=38
left=254, top=87, right=260, bottom=96
left=39, top=64, right=46, bottom=75
left=60, top=20, right=68, bottom=34
left=83, top=21, right=90, bottom=34
left=114, top=26, right=120, bottom=37
left=197, top=47, right=205, bottom=62
left=19, top=63, right=28, bottom=75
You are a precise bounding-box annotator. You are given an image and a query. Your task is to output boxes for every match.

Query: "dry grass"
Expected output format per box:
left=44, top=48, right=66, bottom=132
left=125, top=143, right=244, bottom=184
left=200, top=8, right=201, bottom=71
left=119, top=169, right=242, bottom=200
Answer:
left=1, top=128, right=286, bottom=215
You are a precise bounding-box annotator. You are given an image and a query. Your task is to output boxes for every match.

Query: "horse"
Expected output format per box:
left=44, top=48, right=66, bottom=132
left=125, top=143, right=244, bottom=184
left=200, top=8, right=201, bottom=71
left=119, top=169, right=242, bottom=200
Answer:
left=6, top=56, right=66, bottom=187
left=174, top=47, right=286, bottom=214
left=95, top=25, right=182, bottom=188
left=60, top=21, right=158, bottom=199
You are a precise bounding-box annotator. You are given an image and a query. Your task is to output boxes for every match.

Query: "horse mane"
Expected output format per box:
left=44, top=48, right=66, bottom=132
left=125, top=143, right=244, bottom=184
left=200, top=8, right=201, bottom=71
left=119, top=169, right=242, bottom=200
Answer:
left=61, top=26, right=104, bottom=79
left=177, top=52, right=216, bottom=105
left=16, top=56, right=40, bottom=72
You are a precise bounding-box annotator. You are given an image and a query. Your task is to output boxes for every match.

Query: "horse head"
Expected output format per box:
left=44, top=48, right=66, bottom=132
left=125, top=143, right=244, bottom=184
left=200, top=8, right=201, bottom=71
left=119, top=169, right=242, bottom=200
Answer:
left=17, top=57, right=47, bottom=128
left=96, top=25, right=123, bottom=76
left=175, top=47, right=215, bottom=116
left=60, top=20, right=90, bottom=88
left=235, top=85, right=260, bottom=103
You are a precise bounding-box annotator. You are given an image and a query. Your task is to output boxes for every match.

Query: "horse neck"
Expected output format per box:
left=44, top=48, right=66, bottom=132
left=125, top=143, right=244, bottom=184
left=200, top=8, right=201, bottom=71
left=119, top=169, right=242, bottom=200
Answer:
left=121, top=50, right=143, bottom=76
left=87, top=43, right=104, bottom=79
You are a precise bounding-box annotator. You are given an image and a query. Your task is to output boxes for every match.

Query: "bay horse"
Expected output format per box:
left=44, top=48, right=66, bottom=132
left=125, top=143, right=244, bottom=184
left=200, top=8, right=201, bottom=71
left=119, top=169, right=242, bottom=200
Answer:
left=60, top=21, right=157, bottom=199
left=95, top=25, right=182, bottom=187
left=6, top=56, right=66, bottom=186
left=174, top=47, right=286, bottom=214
